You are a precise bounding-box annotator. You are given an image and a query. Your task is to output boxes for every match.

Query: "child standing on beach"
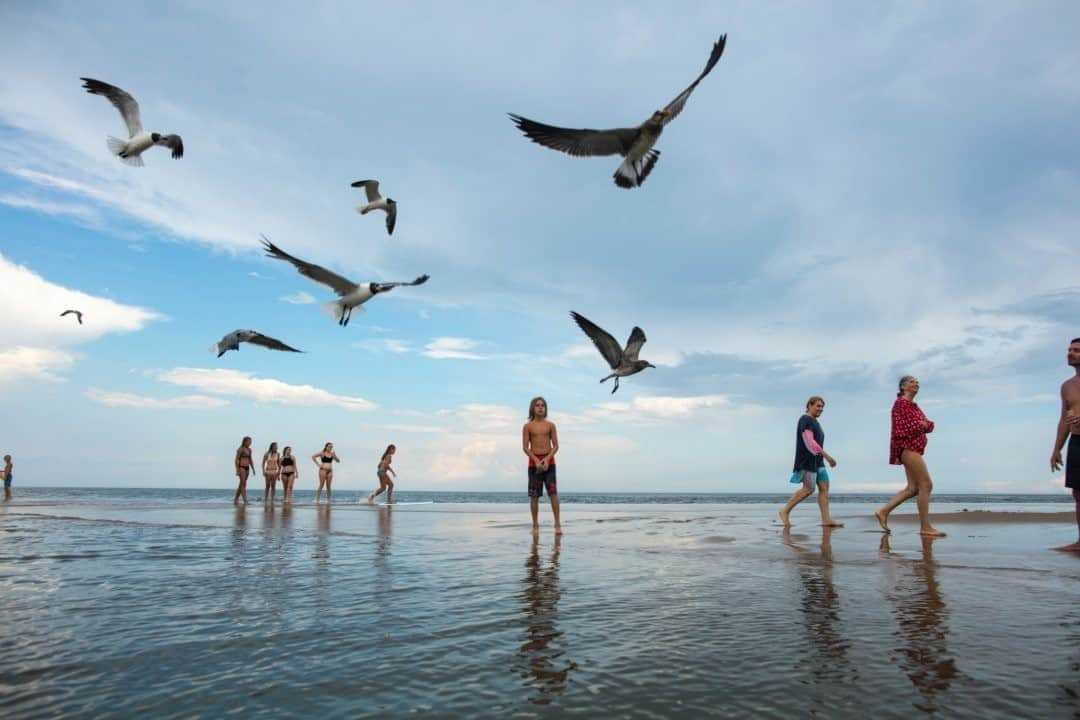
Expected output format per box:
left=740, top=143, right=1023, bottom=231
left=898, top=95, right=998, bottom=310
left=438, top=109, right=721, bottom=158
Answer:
left=367, top=444, right=397, bottom=504
left=3, top=454, right=12, bottom=501
left=523, top=397, right=561, bottom=535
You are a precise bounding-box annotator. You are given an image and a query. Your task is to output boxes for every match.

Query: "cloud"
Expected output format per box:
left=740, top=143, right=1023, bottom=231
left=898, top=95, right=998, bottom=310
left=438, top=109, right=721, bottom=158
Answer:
left=353, top=338, right=411, bottom=354
left=0, top=346, right=75, bottom=383
left=422, top=337, right=485, bottom=360
left=280, top=290, right=316, bottom=304
left=157, top=367, right=376, bottom=411
left=0, top=252, right=162, bottom=347
left=0, top=193, right=99, bottom=223
left=85, top=388, right=229, bottom=410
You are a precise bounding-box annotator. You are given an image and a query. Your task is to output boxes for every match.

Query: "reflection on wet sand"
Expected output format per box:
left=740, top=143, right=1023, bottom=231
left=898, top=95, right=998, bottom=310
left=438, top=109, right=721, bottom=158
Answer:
left=313, top=505, right=331, bottom=566
left=882, top=534, right=958, bottom=712
left=376, top=506, right=393, bottom=559
left=783, top=527, right=853, bottom=681
left=517, top=534, right=576, bottom=705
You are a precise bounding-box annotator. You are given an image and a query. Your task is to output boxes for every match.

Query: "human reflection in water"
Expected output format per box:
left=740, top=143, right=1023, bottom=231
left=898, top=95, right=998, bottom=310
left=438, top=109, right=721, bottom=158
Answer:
left=376, top=506, right=393, bottom=559
left=516, top=534, right=576, bottom=705
left=313, top=504, right=331, bottom=566
left=882, top=534, right=958, bottom=711
left=783, top=527, right=852, bottom=679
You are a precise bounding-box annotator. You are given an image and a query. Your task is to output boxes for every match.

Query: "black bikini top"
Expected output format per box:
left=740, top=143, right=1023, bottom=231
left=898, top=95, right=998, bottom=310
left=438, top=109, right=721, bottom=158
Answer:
left=322, top=456, right=334, bottom=463
left=281, top=457, right=294, bottom=467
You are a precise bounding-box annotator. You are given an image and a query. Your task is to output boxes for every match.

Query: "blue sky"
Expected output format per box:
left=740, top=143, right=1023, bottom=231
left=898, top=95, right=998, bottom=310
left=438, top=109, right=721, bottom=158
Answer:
left=1, top=1, right=1078, bottom=493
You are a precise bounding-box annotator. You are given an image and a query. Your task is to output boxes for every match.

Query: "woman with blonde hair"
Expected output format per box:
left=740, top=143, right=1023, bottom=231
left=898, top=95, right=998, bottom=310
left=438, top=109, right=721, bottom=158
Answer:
left=262, top=441, right=281, bottom=503
left=779, top=396, right=840, bottom=528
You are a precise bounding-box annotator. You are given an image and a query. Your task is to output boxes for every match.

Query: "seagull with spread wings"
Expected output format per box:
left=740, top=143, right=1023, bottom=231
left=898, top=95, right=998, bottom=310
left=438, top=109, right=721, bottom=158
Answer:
left=570, top=311, right=655, bottom=393
left=60, top=309, right=84, bottom=324
left=261, top=236, right=429, bottom=326
left=212, top=330, right=303, bottom=358
left=80, top=77, right=184, bottom=166
left=509, top=35, right=726, bottom=188
left=351, top=180, right=397, bottom=236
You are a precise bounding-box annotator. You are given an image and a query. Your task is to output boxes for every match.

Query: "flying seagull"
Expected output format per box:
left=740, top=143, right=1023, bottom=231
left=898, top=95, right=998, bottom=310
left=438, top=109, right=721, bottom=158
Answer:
left=509, top=34, right=726, bottom=188
left=60, top=309, right=83, bottom=324
left=570, top=311, right=655, bottom=393
left=80, top=77, right=184, bottom=166
left=212, top=330, right=303, bottom=358
left=260, top=236, right=429, bottom=326
left=351, top=180, right=397, bottom=236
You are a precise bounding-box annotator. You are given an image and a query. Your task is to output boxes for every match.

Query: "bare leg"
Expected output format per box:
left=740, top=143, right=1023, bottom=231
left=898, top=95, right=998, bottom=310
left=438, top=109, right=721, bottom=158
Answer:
left=779, top=482, right=813, bottom=527
left=1053, top=489, right=1080, bottom=551
left=530, top=497, right=540, bottom=534
left=385, top=479, right=394, bottom=504
left=817, top=482, right=843, bottom=526
left=550, top=493, right=562, bottom=534
left=316, top=470, right=326, bottom=503
left=875, top=461, right=918, bottom=533
left=370, top=479, right=388, bottom=503
left=326, top=473, right=332, bottom=503
left=903, top=451, right=945, bottom=537
left=234, top=468, right=250, bottom=505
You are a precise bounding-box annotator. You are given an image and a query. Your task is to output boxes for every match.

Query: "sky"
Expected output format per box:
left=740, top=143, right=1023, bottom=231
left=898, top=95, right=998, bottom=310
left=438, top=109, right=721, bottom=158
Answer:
left=0, top=1, right=1078, bottom=494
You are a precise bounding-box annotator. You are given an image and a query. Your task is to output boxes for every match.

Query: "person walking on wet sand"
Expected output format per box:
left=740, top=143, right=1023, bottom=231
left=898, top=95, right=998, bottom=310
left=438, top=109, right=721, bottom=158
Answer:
left=234, top=436, right=253, bottom=505
left=367, top=444, right=397, bottom=504
left=3, top=454, right=12, bottom=501
left=523, top=396, right=561, bottom=535
left=779, top=396, right=841, bottom=528
left=875, top=376, right=945, bottom=537
left=312, top=442, right=340, bottom=503
left=1050, top=337, right=1080, bottom=552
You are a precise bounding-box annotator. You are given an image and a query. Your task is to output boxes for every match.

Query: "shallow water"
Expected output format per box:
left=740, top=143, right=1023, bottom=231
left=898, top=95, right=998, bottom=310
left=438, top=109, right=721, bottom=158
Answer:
left=1, top=491, right=1078, bottom=718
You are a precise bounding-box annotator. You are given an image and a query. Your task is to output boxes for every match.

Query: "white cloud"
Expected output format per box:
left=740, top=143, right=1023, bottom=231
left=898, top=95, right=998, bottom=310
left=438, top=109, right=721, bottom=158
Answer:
left=0, top=253, right=162, bottom=347
left=0, top=346, right=75, bottom=383
left=85, top=388, right=229, bottom=410
left=0, top=193, right=99, bottom=222
left=422, top=337, right=485, bottom=360
left=352, top=338, right=412, bottom=354
left=157, top=367, right=376, bottom=411
left=280, top=291, right=316, bottom=304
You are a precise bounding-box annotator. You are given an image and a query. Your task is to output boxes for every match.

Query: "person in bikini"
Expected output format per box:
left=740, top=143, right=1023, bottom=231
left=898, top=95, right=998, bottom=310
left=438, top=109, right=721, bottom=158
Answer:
left=367, top=444, right=397, bottom=504
left=523, top=396, right=561, bottom=535
left=234, top=436, right=253, bottom=505
left=874, top=376, right=945, bottom=537
left=279, top=446, right=297, bottom=504
left=262, top=441, right=281, bottom=503
left=1051, top=337, right=1080, bottom=552
left=779, top=396, right=841, bottom=528
left=312, top=442, right=339, bottom=503
left=3, top=454, right=12, bottom=501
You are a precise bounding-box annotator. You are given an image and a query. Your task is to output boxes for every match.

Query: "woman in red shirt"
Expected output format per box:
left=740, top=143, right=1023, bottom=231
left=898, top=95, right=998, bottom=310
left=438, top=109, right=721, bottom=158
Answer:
left=874, top=376, right=945, bottom=537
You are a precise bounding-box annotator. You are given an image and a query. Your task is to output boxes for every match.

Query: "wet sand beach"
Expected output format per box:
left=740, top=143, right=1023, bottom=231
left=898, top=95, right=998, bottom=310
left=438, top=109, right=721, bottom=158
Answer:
left=1, top=491, right=1078, bottom=718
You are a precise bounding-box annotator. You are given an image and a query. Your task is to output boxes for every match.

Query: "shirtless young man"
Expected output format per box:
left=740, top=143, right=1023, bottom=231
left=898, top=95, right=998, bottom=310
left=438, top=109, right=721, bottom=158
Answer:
left=1051, top=338, right=1080, bottom=551
left=523, top=396, right=561, bottom=535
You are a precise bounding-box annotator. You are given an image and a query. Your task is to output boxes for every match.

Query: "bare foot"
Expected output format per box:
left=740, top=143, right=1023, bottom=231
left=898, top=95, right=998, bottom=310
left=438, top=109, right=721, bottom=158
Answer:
left=779, top=509, right=791, bottom=528
left=874, top=510, right=890, bottom=533
left=822, top=520, right=844, bottom=527
left=919, top=527, right=947, bottom=537
left=1052, top=541, right=1080, bottom=552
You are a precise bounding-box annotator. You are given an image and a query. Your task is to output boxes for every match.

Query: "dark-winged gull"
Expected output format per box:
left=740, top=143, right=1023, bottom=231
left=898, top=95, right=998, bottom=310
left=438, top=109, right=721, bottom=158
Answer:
left=570, top=311, right=655, bottom=393
left=509, top=35, right=726, bottom=188
left=60, top=309, right=84, bottom=324
left=351, top=180, right=397, bottom=236
left=260, top=236, right=429, bottom=326
left=80, top=78, right=184, bottom=166
left=212, top=330, right=304, bottom=358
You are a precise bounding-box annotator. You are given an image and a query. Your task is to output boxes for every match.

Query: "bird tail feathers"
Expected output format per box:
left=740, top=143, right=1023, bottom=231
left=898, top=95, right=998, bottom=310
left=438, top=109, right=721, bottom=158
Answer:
left=107, top=136, right=143, bottom=167
left=321, top=300, right=346, bottom=323
left=209, top=342, right=223, bottom=356
left=613, top=150, right=660, bottom=189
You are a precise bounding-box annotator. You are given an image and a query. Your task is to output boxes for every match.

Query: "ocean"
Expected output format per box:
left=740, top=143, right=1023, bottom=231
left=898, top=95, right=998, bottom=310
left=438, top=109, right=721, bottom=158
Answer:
left=1, top=489, right=1077, bottom=718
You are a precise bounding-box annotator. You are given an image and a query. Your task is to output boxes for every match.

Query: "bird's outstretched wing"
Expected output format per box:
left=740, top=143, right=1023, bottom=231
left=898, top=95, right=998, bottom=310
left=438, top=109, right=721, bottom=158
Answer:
left=260, top=235, right=358, bottom=297
left=156, top=134, right=184, bottom=159
left=372, top=274, right=430, bottom=292
left=623, top=326, right=647, bottom=362
left=60, top=309, right=83, bottom=324
left=659, top=35, right=726, bottom=126
left=509, top=114, right=638, bottom=158
left=385, top=203, right=397, bottom=236
left=81, top=78, right=143, bottom=137
left=246, top=332, right=303, bottom=353
left=571, top=311, right=623, bottom=370
left=351, top=180, right=382, bottom=203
